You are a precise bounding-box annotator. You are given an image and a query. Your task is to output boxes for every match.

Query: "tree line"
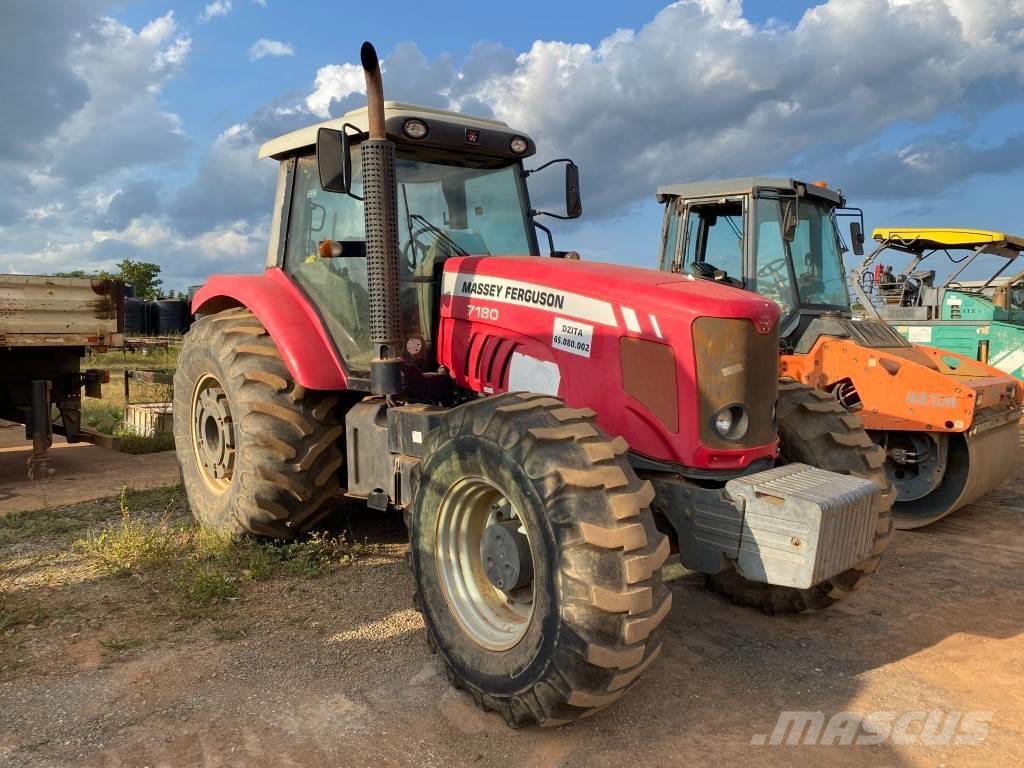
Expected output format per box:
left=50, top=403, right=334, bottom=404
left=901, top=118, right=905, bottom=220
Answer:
left=53, top=259, right=184, bottom=301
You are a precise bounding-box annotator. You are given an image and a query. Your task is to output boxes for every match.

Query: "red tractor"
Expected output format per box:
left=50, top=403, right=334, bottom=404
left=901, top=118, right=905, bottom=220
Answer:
left=176, top=43, right=891, bottom=726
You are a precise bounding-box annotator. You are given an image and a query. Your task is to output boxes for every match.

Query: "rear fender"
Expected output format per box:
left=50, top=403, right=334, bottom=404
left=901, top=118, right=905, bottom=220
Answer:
left=191, top=268, right=347, bottom=391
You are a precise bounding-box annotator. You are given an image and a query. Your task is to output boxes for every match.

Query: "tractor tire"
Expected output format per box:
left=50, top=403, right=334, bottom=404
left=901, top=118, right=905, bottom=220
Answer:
left=409, top=392, right=671, bottom=727
left=705, top=380, right=895, bottom=614
left=173, top=308, right=343, bottom=539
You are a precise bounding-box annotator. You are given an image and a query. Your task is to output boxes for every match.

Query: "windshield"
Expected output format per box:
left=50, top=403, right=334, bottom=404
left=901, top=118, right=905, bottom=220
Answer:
left=282, top=149, right=533, bottom=373
left=394, top=157, right=533, bottom=262
left=753, top=197, right=850, bottom=314
left=291, top=150, right=533, bottom=263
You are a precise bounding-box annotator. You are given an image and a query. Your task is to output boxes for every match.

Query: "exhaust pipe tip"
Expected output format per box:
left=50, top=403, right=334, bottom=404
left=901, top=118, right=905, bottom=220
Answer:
left=360, top=41, right=379, bottom=74
left=360, top=41, right=385, bottom=139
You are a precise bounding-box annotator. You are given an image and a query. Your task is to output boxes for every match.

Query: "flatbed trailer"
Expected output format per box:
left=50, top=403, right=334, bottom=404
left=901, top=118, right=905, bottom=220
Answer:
left=0, top=274, right=124, bottom=476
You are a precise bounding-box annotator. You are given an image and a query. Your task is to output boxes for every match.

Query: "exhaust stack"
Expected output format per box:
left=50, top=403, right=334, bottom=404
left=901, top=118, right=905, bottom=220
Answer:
left=360, top=41, right=404, bottom=395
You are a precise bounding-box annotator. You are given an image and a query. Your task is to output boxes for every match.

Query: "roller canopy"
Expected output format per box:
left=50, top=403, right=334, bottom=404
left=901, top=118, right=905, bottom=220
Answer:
left=871, top=227, right=1024, bottom=253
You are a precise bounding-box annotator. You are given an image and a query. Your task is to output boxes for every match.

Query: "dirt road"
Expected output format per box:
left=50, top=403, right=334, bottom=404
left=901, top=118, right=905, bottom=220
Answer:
left=1, top=446, right=1021, bottom=766
left=0, top=425, right=180, bottom=516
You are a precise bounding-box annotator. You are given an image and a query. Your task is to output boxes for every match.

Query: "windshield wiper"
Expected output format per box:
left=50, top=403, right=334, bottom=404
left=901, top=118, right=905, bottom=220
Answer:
left=408, top=213, right=471, bottom=257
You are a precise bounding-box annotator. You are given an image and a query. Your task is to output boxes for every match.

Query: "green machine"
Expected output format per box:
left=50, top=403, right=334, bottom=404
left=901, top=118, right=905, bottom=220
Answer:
left=851, top=228, right=1024, bottom=381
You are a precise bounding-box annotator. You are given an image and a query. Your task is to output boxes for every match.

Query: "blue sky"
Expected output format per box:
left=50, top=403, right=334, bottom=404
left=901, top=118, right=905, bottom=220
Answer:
left=4, top=0, right=1024, bottom=290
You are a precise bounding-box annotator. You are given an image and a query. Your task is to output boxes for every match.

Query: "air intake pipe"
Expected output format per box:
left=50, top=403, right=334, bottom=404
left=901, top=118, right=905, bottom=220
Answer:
left=360, top=41, right=404, bottom=396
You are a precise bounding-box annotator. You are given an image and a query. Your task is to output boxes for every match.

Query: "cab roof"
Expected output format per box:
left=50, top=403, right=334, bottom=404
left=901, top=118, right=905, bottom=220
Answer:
left=655, top=177, right=844, bottom=206
left=259, top=101, right=528, bottom=160
left=871, top=227, right=1024, bottom=254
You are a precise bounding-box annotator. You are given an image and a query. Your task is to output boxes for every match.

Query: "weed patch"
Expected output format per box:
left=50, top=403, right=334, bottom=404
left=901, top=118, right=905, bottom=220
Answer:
left=75, top=487, right=185, bottom=577
left=73, top=486, right=376, bottom=613
left=112, top=423, right=176, bottom=454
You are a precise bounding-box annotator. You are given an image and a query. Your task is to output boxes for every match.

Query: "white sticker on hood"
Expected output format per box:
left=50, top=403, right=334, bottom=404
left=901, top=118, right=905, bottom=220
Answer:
left=552, top=317, right=594, bottom=358
left=508, top=353, right=561, bottom=396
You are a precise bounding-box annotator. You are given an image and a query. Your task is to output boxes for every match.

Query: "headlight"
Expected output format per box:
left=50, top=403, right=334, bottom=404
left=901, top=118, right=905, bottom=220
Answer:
left=712, top=404, right=749, bottom=441
left=402, top=119, right=429, bottom=140
left=715, top=410, right=734, bottom=436
left=510, top=136, right=529, bottom=154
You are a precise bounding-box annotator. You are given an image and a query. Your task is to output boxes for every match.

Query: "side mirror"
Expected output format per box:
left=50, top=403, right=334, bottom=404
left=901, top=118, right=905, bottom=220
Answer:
left=565, top=162, right=582, bottom=219
left=317, top=127, right=352, bottom=194
left=850, top=221, right=865, bottom=256
left=782, top=200, right=798, bottom=243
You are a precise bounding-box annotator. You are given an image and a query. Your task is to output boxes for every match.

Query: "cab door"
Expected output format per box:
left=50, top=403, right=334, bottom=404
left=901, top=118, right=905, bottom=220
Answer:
left=660, top=196, right=748, bottom=287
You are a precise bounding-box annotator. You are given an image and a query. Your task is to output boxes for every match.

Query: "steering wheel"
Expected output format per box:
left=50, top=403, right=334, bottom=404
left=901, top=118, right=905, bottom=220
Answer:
left=757, top=258, right=788, bottom=279
left=401, top=225, right=436, bottom=272
left=756, top=258, right=791, bottom=303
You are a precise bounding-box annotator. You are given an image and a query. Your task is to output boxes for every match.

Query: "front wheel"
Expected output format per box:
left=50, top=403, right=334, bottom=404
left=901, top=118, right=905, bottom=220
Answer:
left=410, top=393, right=670, bottom=726
left=705, top=381, right=895, bottom=613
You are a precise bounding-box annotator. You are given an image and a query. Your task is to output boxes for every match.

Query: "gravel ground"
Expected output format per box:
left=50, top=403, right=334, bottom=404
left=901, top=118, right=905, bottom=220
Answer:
left=0, top=446, right=1022, bottom=768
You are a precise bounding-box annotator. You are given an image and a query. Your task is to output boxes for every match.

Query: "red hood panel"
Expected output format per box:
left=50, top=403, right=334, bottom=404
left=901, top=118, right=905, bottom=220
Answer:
left=437, top=256, right=779, bottom=471
left=441, top=256, right=780, bottom=328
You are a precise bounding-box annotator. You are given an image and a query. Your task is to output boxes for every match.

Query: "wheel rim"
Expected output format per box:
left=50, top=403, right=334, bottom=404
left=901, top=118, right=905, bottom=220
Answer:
left=883, top=432, right=946, bottom=502
left=190, top=373, right=236, bottom=494
left=434, top=477, right=536, bottom=651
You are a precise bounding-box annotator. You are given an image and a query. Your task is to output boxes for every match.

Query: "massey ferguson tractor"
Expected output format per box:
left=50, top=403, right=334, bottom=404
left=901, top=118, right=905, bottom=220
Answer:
left=654, top=178, right=1022, bottom=528
left=176, top=44, right=891, bottom=726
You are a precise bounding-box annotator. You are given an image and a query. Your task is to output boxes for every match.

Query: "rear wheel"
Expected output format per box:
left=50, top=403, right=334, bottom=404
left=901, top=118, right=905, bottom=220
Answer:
left=410, top=392, right=671, bottom=726
left=705, top=381, right=894, bottom=613
left=173, top=308, right=343, bottom=538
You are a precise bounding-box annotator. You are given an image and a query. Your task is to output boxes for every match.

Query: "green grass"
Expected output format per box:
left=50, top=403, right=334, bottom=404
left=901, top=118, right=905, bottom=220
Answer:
left=73, top=486, right=377, bottom=611
left=86, top=344, right=180, bottom=373
left=0, top=486, right=182, bottom=548
left=112, top=423, right=176, bottom=454
left=78, top=344, right=178, bottom=452
left=80, top=400, right=123, bottom=435
left=175, top=565, right=238, bottom=606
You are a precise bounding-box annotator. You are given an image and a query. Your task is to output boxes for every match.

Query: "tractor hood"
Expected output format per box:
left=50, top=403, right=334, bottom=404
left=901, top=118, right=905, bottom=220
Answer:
left=440, top=256, right=780, bottom=338
left=438, top=255, right=781, bottom=473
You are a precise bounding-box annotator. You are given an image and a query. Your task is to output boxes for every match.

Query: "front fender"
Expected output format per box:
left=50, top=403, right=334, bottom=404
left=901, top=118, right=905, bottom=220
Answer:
left=192, top=268, right=348, bottom=391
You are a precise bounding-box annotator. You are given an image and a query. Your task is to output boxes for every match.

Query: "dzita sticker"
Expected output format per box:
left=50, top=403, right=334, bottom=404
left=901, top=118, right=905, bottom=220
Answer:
left=552, top=317, right=593, bottom=358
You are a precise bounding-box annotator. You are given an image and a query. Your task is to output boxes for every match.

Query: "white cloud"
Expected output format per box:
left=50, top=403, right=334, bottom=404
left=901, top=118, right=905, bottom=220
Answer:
left=48, top=12, right=191, bottom=183
left=249, top=38, right=294, bottom=61
left=9, top=0, right=1024, bottom=291
left=303, top=0, right=1024, bottom=215
left=199, top=0, right=232, bottom=22
left=306, top=63, right=365, bottom=117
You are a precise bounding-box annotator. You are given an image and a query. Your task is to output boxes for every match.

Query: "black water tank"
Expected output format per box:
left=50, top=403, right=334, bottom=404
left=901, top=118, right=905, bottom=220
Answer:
left=154, top=299, right=190, bottom=335
left=125, top=298, right=146, bottom=336
left=187, top=285, right=205, bottom=322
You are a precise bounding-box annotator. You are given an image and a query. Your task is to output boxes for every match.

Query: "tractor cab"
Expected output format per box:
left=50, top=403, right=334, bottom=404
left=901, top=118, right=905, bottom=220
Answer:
left=259, top=101, right=579, bottom=375
left=656, top=178, right=860, bottom=349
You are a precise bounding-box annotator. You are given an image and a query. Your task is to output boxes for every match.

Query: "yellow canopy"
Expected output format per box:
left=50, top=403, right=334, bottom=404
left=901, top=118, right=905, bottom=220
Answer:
left=872, top=227, right=1024, bottom=252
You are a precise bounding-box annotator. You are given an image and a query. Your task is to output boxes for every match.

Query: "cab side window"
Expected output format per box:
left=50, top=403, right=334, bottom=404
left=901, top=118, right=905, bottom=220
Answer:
left=687, top=203, right=744, bottom=283
left=283, top=152, right=374, bottom=371
left=660, top=203, right=681, bottom=271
